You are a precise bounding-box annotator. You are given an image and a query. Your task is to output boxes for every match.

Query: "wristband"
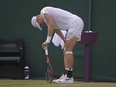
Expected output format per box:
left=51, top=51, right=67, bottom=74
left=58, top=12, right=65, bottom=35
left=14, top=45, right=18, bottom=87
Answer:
left=45, top=36, right=52, bottom=43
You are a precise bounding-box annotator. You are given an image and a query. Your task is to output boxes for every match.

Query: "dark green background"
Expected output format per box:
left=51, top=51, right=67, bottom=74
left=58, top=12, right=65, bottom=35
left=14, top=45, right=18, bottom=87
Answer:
left=0, top=0, right=116, bottom=81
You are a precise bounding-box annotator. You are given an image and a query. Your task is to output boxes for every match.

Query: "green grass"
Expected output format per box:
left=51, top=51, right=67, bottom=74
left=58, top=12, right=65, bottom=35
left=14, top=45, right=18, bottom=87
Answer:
left=0, top=80, right=116, bottom=87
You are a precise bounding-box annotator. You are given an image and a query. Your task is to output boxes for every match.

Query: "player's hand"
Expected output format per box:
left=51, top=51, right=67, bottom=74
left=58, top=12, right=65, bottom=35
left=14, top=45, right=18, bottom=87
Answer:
left=42, top=42, right=49, bottom=48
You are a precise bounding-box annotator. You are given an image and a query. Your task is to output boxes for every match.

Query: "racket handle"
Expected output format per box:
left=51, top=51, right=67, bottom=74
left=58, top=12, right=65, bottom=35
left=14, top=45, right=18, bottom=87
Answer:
left=44, top=47, right=48, bottom=55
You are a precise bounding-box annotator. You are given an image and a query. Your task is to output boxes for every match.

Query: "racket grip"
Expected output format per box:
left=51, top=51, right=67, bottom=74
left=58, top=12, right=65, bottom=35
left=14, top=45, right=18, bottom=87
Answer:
left=44, top=47, right=48, bottom=55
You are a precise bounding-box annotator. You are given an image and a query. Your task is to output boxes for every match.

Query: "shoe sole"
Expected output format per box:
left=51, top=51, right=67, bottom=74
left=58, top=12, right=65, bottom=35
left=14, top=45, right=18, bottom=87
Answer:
left=53, top=80, right=74, bottom=84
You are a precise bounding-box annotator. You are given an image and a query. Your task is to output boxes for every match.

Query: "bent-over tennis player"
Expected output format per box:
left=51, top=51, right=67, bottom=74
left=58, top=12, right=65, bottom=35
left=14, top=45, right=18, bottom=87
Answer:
left=31, top=6, right=84, bottom=83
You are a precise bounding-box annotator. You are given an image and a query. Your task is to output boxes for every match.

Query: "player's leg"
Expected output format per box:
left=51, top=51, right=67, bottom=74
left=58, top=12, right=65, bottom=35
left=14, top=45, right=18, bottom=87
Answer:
left=63, top=47, right=68, bottom=69
left=64, top=36, right=77, bottom=68
left=53, top=36, right=77, bottom=83
left=63, top=36, right=77, bottom=79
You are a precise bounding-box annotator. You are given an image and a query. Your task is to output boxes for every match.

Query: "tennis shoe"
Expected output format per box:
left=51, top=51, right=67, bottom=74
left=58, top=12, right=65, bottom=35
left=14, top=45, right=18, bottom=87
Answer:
left=53, top=74, right=74, bottom=83
left=53, top=74, right=65, bottom=82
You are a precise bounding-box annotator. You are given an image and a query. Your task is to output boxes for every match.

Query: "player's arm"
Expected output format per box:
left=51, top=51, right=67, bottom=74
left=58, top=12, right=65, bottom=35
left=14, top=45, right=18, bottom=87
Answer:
left=54, top=29, right=66, bottom=43
left=42, top=13, right=55, bottom=48
left=45, top=13, right=55, bottom=40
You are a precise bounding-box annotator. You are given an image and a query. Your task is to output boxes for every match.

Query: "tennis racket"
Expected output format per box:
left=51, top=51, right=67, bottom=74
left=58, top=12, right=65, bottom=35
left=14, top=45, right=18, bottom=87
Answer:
left=44, top=47, right=53, bottom=83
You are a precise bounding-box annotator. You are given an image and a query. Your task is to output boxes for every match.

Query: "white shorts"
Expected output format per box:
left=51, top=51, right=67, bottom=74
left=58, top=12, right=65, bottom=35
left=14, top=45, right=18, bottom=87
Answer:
left=66, top=18, right=84, bottom=41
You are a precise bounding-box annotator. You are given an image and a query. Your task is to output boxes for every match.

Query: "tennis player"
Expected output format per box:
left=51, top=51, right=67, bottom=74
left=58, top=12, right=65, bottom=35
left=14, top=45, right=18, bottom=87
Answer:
left=31, top=6, right=84, bottom=83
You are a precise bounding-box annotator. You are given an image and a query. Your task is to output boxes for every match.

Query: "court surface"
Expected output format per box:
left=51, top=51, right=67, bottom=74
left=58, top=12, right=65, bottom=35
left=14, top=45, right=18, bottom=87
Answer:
left=0, top=80, right=116, bottom=87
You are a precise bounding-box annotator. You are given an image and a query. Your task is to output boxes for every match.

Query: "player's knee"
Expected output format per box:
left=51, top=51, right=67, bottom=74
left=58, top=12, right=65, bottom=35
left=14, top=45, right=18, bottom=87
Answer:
left=64, top=46, right=73, bottom=55
left=65, top=43, right=70, bottom=49
left=65, top=43, right=73, bottom=51
left=64, top=46, right=73, bottom=53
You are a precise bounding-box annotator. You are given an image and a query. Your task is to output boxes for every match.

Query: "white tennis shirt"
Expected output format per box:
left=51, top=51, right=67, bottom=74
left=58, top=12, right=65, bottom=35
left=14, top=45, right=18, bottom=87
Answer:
left=40, top=6, right=81, bottom=30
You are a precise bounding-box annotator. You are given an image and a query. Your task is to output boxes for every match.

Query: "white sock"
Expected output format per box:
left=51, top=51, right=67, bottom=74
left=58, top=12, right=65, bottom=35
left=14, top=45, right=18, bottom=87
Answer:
left=65, top=68, right=73, bottom=71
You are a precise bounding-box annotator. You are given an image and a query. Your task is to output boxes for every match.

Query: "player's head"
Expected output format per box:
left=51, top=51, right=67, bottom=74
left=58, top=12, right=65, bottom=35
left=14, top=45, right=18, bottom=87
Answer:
left=31, top=15, right=42, bottom=30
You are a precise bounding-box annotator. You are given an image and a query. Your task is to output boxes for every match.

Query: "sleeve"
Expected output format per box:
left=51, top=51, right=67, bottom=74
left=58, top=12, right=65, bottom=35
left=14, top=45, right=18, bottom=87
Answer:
left=40, top=7, right=50, bottom=25
left=40, top=7, right=49, bottom=15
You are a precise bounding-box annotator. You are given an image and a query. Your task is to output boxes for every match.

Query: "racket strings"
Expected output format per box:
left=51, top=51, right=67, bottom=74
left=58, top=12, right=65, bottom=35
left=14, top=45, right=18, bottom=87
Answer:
left=46, top=63, right=53, bottom=83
